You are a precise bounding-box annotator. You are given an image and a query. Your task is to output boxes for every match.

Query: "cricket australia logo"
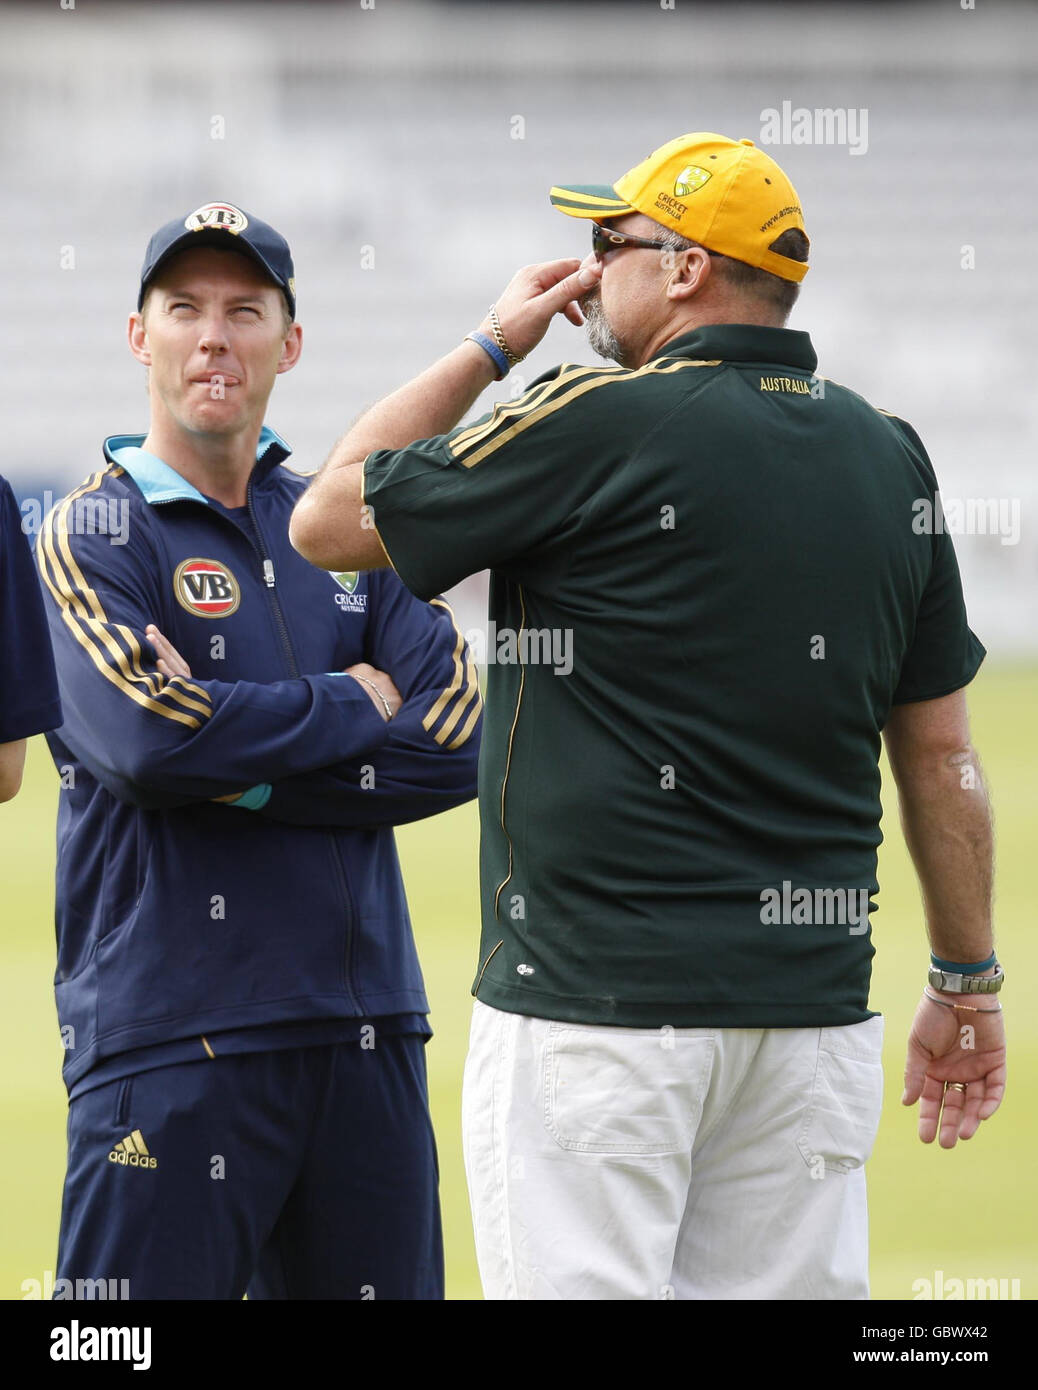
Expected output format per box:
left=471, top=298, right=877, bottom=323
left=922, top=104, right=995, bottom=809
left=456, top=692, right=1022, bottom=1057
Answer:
left=173, top=557, right=241, bottom=618
left=673, top=166, right=711, bottom=196
left=332, top=571, right=367, bottom=613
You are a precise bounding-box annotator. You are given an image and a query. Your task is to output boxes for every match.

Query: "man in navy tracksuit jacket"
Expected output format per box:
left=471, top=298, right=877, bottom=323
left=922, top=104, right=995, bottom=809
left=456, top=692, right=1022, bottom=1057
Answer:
left=36, top=204, right=481, bottom=1299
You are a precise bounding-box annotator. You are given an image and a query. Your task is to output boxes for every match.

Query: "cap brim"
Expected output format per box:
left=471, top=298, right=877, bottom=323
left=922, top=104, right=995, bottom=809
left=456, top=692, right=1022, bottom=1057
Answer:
left=138, top=231, right=287, bottom=310
left=549, top=184, right=634, bottom=218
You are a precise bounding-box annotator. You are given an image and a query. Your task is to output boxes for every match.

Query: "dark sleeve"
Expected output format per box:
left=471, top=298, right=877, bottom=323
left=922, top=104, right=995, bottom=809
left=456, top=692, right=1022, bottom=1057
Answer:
left=361, top=363, right=614, bottom=601
left=891, top=525, right=986, bottom=704
left=36, top=491, right=391, bottom=809
left=888, top=419, right=986, bottom=704
left=0, top=478, right=62, bottom=740
left=258, top=571, right=481, bottom=828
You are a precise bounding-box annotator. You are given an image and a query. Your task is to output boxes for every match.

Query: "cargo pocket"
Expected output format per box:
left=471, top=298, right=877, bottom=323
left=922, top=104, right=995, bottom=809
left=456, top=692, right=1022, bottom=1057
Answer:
left=796, top=1016, right=884, bottom=1175
left=544, top=1022, right=713, bottom=1156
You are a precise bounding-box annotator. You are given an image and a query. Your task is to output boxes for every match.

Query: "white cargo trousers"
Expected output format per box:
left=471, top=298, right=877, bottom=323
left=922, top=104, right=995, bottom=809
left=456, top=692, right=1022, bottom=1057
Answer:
left=462, top=999, right=885, bottom=1300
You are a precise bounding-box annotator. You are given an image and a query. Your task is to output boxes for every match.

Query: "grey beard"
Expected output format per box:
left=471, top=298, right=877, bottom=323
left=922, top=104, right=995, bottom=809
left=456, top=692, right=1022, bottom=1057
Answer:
left=581, top=287, right=626, bottom=364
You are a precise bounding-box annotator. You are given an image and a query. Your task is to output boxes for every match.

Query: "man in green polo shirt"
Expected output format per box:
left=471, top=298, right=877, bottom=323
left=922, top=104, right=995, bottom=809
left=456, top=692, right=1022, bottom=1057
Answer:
left=290, top=133, right=1004, bottom=1301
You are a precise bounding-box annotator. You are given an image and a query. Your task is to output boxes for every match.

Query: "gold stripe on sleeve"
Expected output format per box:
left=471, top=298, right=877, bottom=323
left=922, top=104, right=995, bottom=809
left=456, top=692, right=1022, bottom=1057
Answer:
left=39, top=472, right=210, bottom=729
left=448, top=364, right=621, bottom=457
left=421, top=598, right=465, bottom=731
left=458, top=358, right=721, bottom=470
left=52, top=473, right=167, bottom=698
left=419, top=598, right=483, bottom=748
left=50, top=478, right=212, bottom=710
left=434, top=646, right=481, bottom=745
left=444, top=689, right=482, bottom=751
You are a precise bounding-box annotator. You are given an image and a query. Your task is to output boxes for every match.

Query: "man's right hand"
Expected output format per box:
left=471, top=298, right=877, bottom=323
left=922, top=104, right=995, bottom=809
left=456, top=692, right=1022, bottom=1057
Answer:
left=344, top=662, right=402, bottom=721
left=479, top=255, right=603, bottom=363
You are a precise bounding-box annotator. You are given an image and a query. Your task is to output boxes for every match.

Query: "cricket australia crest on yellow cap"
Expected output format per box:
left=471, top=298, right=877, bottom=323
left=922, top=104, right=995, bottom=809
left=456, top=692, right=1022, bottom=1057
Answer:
left=550, top=132, right=809, bottom=283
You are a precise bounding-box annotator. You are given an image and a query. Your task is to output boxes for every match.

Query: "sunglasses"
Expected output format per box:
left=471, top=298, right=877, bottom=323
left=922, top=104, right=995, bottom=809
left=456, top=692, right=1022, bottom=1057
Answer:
left=590, top=222, right=676, bottom=260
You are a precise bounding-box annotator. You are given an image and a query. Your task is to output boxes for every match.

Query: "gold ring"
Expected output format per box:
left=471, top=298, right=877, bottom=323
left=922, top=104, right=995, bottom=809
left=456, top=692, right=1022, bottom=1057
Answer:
left=946, top=1082, right=967, bottom=1093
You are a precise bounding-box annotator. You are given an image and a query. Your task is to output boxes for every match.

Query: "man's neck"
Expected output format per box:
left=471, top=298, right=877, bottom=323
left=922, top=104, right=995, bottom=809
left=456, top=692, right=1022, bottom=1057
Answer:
left=139, top=423, right=260, bottom=508
left=635, top=309, right=785, bottom=368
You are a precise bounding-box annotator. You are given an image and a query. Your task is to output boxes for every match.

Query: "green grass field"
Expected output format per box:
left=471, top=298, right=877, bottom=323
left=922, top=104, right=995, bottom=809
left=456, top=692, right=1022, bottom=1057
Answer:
left=3, top=666, right=1035, bottom=1301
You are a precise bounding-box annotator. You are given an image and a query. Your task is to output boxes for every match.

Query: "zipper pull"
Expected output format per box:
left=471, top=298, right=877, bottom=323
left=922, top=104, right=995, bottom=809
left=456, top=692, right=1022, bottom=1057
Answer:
left=262, top=559, right=275, bottom=588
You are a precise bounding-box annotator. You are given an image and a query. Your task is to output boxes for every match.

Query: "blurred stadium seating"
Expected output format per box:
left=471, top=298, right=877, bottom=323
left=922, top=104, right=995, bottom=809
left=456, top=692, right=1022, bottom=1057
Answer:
left=0, top=0, right=1034, bottom=647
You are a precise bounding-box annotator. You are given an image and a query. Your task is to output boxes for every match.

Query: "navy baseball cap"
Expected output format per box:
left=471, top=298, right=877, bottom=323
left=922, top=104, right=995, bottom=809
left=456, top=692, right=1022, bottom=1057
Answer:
left=138, top=201, right=296, bottom=318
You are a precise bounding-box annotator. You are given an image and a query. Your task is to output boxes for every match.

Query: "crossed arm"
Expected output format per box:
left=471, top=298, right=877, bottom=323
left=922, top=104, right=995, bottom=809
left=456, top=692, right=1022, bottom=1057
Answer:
left=143, top=592, right=481, bottom=831
left=37, top=500, right=479, bottom=827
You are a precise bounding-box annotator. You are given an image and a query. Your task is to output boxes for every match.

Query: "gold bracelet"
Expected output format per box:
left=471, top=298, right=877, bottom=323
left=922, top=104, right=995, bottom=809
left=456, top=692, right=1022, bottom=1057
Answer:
left=923, top=988, right=1002, bottom=1014
left=351, top=674, right=392, bottom=721
left=488, top=305, right=525, bottom=367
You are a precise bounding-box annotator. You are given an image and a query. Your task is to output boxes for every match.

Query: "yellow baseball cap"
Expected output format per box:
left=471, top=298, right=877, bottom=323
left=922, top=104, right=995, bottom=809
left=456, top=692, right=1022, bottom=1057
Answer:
left=550, top=132, right=809, bottom=283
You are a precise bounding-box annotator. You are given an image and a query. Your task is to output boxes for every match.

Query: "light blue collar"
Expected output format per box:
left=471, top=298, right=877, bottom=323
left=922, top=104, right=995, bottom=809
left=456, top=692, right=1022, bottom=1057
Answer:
left=104, top=426, right=290, bottom=506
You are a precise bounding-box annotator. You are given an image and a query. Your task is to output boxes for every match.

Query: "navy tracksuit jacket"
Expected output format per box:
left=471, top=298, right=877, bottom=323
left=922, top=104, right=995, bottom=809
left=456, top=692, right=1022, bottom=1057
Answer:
left=34, top=428, right=481, bottom=1298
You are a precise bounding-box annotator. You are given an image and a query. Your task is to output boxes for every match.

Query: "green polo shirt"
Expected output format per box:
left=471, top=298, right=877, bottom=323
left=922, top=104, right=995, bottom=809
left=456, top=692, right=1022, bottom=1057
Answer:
left=363, top=324, right=985, bottom=1028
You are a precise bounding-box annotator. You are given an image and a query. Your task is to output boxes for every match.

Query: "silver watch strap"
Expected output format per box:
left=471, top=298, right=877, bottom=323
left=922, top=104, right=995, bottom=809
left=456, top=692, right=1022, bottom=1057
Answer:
left=927, top=963, right=1004, bottom=994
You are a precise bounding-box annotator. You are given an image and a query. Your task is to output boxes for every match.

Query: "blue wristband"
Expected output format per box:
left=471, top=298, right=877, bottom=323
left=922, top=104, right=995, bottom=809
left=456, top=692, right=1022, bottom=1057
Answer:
left=465, top=331, right=509, bottom=379
left=930, top=950, right=997, bottom=975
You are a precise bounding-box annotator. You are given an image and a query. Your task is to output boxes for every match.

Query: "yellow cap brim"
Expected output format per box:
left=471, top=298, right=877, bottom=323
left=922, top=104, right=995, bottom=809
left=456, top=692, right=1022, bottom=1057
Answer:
left=549, top=184, right=634, bottom=218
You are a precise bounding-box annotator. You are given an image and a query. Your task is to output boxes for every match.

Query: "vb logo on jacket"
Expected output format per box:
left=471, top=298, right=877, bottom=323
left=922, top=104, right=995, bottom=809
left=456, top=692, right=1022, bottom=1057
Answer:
left=173, top=558, right=241, bottom=618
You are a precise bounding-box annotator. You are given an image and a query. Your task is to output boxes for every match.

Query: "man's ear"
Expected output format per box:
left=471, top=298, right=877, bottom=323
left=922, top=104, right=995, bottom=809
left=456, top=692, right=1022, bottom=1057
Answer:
left=128, top=311, right=151, bottom=367
left=666, top=246, right=713, bottom=302
left=276, top=322, right=304, bottom=376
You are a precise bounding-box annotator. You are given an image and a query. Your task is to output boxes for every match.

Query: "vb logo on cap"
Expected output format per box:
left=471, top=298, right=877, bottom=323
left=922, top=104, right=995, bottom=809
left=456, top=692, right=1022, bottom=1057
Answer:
left=137, top=201, right=297, bottom=317
left=185, top=202, right=250, bottom=235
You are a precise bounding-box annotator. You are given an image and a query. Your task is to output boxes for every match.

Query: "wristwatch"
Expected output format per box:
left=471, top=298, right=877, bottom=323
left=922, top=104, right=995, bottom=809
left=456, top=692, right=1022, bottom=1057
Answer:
left=927, top=962, right=1004, bottom=994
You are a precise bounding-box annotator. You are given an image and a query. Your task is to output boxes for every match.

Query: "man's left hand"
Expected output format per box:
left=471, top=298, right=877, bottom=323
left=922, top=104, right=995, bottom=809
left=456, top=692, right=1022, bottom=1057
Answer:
left=146, top=624, right=193, bottom=680
left=902, top=991, right=1007, bottom=1147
